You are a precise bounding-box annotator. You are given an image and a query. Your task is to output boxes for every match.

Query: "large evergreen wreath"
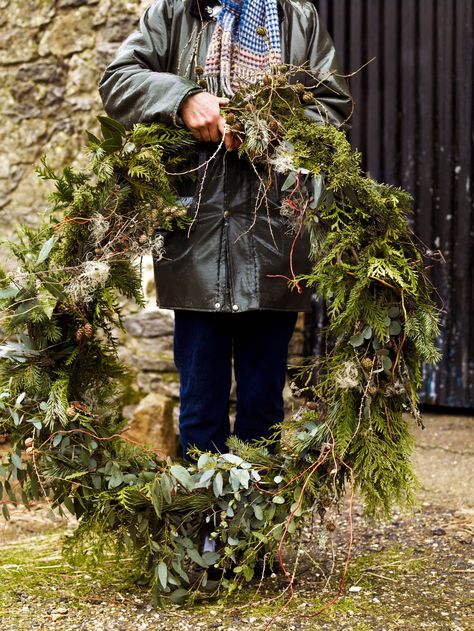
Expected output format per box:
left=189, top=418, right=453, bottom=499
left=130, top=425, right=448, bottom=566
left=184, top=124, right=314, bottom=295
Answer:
left=0, top=73, right=439, bottom=605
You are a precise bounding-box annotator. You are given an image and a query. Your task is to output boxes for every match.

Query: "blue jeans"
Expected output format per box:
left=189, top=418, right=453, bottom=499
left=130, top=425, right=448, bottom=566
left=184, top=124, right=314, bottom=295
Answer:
left=173, top=310, right=298, bottom=456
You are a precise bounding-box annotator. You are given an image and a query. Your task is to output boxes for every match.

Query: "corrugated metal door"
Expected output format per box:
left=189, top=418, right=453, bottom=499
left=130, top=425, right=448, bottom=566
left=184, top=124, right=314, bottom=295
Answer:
left=306, top=0, right=474, bottom=407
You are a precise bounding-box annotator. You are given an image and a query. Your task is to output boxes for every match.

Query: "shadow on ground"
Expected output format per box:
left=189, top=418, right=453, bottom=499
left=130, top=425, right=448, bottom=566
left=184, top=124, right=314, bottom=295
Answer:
left=1, top=414, right=473, bottom=630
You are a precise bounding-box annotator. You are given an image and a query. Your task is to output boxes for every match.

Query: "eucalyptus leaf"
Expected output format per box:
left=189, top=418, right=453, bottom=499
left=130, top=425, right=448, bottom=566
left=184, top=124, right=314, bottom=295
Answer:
left=389, top=320, right=402, bottom=336
left=157, top=561, right=168, bottom=589
left=349, top=334, right=364, bottom=347
left=281, top=171, right=297, bottom=192
left=213, top=471, right=223, bottom=497
left=362, top=326, right=373, bottom=339
left=170, top=464, right=194, bottom=491
left=202, top=551, right=220, bottom=566
left=52, top=433, right=62, bottom=447
left=310, top=173, right=324, bottom=209
left=108, top=466, right=124, bottom=489
left=197, top=453, right=211, bottom=469
left=272, top=495, right=285, bottom=504
left=187, top=547, right=207, bottom=568
left=221, top=453, right=243, bottom=466
left=36, top=236, right=56, bottom=265
left=161, top=473, right=172, bottom=504
left=197, top=468, right=215, bottom=488
left=11, top=453, right=23, bottom=470
left=0, top=284, right=19, bottom=300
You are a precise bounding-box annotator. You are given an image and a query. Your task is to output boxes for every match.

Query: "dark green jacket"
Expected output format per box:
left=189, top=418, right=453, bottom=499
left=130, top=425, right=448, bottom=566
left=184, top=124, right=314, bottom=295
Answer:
left=99, top=0, right=352, bottom=313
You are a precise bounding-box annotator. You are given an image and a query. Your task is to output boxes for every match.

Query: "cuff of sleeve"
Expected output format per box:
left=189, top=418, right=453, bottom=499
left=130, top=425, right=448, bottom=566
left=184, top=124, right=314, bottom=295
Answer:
left=171, top=84, right=204, bottom=127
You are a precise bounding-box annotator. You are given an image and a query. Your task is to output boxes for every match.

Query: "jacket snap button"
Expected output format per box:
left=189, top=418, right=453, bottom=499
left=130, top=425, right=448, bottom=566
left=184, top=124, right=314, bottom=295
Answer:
left=223, top=210, right=231, bottom=218
left=215, top=302, right=221, bottom=309
left=232, top=304, right=239, bottom=312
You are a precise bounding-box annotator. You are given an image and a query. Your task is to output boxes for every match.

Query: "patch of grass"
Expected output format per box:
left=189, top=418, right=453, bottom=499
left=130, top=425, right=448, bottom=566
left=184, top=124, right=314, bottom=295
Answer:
left=0, top=529, right=138, bottom=612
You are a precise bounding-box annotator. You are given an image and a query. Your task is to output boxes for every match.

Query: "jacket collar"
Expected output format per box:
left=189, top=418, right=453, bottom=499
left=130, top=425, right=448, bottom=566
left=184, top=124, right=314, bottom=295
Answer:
left=190, top=1, right=284, bottom=23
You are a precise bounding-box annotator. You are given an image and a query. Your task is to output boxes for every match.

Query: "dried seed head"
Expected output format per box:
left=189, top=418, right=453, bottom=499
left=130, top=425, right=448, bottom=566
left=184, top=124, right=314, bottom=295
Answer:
left=320, top=496, right=332, bottom=509
left=256, top=26, right=267, bottom=36
left=268, top=119, right=279, bottom=133
left=361, top=357, right=374, bottom=370
left=294, top=82, right=305, bottom=94
left=302, top=92, right=315, bottom=103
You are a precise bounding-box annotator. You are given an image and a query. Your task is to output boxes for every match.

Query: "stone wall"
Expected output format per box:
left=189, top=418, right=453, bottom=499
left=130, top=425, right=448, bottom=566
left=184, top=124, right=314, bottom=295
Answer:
left=0, top=0, right=306, bottom=457
left=0, top=0, right=149, bottom=244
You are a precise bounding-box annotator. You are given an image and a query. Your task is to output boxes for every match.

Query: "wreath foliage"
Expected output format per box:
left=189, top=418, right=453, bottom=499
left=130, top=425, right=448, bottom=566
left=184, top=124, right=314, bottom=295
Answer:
left=0, top=74, right=440, bottom=605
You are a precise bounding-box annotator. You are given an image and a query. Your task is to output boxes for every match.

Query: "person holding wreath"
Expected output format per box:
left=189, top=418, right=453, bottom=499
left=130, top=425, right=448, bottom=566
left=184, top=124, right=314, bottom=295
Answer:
left=99, top=0, right=352, bottom=458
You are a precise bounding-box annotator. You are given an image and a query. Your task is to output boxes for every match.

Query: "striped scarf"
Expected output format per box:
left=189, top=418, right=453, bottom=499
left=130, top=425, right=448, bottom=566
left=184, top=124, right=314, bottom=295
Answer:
left=204, top=0, right=282, bottom=97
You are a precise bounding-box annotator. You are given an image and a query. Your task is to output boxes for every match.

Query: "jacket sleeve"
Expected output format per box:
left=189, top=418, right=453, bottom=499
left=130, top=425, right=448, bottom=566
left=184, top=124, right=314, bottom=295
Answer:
left=303, top=8, right=353, bottom=128
left=98, top=0, right=203, bottom=129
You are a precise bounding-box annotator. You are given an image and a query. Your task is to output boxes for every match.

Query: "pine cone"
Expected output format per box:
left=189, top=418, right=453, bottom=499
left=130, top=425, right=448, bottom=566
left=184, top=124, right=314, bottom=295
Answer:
left=195, top=65, right=204, bottom=75
left=75, top=327, right=85, bottom=343
left=368, top=385, right=378, bottom=396
left=306, top=401, right=318, bottom=410
left=361, top=357, right=373, bottom=370
left=326, top=521, right=336, bottom=532
left=278, top=64, right=289, bottom=73
left=245, top=102, right=255, bottom=112
left=276, top=74, right=287, bottom=86
left=302, top=92, right=315, bottom=104
left=198, top=78, right=207, bottom=89
left=256, top=26, right=267, bottom=36
left=225, top=112, right=236, bottom=125
left=83, top=323, right=94, bottom=338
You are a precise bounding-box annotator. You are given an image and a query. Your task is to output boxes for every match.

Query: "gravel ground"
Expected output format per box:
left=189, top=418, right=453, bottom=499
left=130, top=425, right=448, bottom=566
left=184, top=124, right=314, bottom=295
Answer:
left=1, top=414, right=473, bottom=631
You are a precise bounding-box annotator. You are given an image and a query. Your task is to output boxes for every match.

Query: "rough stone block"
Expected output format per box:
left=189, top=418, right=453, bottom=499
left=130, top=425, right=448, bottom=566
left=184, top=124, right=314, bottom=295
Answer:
left=126, top=392, right=177, bottom=458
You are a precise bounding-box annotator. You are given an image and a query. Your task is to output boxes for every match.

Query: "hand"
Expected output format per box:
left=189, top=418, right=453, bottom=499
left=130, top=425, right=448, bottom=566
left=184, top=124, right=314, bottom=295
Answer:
left=180, top=92, right=235, bottom=150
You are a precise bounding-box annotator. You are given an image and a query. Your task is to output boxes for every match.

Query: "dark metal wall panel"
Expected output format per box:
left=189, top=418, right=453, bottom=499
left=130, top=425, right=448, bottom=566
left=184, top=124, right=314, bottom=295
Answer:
left=309, top=0, right=474, bottom=407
